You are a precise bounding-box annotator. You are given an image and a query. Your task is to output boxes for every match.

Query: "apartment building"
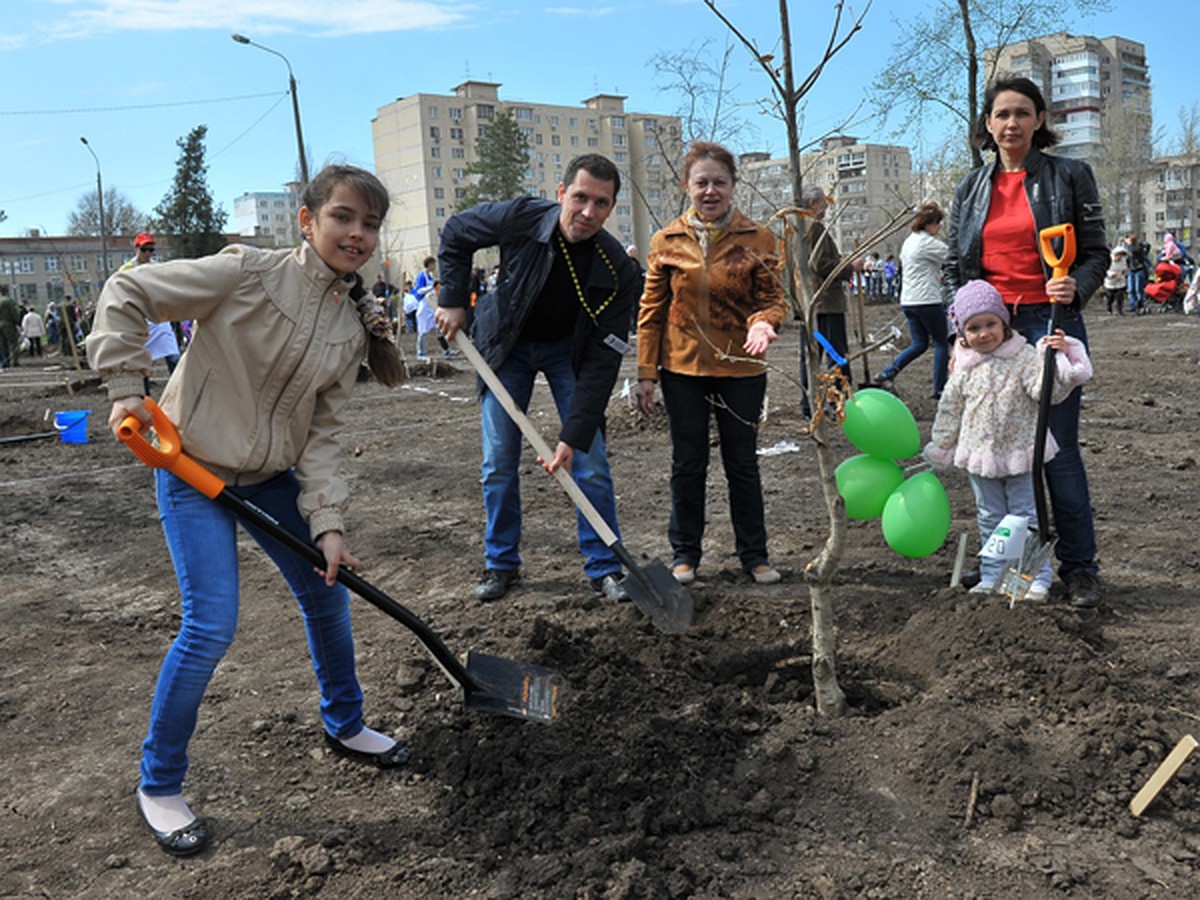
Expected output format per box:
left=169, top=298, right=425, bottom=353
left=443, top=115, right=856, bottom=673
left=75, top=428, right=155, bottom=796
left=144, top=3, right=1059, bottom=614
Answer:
left=737, top=136, right=914, bottom=259
left=371, top=81, right=682, bottom=276
left=988, top=33, right=1152, bottom=165
left=0, top=232, right=269, bottom=312
left=233, top=188, right=301, bottom=247
left=1140, top=152, right=1200, bottom=249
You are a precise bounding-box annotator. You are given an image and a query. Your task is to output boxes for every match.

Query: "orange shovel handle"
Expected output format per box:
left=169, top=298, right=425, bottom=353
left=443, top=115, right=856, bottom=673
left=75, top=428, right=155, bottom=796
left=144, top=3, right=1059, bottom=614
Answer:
left=117, top=397, right=225, bottom=499
left=1038, top=223, right=1076, bottom=283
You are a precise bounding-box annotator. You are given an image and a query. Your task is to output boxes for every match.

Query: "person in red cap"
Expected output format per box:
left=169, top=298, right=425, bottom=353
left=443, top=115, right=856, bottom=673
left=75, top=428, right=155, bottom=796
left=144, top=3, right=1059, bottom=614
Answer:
left=120, top=233, right=180, bottom=393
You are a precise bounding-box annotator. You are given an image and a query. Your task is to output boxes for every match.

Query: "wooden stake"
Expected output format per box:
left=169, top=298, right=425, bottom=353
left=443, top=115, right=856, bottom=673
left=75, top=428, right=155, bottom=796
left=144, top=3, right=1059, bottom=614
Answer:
left=1129, top=734, right=1197, bottom=816
left=963, top=770, right=980, bottom=829
left=950, top=532, right=969, bottom=588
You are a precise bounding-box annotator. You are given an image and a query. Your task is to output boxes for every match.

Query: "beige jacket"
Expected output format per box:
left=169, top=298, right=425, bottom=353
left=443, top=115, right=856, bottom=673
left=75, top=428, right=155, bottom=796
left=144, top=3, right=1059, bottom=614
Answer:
left=87, top=242, right=367, bottom=537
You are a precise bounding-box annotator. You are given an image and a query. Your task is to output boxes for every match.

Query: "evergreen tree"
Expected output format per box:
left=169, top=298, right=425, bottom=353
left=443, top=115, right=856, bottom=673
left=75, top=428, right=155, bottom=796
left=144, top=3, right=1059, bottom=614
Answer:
left=152, top=125, right=228, bottom=258
left=458, top=110, right=530, bottom=209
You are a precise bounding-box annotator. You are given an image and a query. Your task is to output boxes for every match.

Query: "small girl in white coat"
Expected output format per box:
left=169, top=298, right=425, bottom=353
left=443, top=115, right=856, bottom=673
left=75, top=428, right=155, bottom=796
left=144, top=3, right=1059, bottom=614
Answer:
left=925, top=280, right=1093, bottom=599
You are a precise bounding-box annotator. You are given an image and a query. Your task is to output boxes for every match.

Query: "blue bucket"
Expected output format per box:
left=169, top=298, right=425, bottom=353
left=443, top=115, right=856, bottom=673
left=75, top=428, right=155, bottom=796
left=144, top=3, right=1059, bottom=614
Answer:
left=54, top=410, right=92, bottom=444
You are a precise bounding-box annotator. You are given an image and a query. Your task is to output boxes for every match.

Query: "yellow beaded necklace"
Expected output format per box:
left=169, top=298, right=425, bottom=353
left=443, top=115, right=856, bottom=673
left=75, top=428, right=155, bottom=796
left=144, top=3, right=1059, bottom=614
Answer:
left=555, top=230, right=617, bottom=325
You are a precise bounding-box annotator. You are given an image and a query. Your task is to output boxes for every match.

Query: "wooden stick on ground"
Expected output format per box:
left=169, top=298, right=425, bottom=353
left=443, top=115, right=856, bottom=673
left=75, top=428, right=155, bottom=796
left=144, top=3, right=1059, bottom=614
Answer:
left=963, top=770, right=980, bottom=828
left=1129, top=734, right=1198, bottom=816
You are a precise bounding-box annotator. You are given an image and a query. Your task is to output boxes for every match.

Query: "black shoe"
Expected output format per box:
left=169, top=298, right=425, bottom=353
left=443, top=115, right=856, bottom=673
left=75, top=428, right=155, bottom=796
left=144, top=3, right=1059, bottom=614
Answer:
left=590, top=573, right=630, bottom=602
left=324, top=732, right=412, bottom=768
left=136, top=792, right=210, bottom=857
left=475, top=568, right=520, bottom=602
left=1065, top=571, right=1101, bottom=608
left=873, top=373, right=895, bottom=391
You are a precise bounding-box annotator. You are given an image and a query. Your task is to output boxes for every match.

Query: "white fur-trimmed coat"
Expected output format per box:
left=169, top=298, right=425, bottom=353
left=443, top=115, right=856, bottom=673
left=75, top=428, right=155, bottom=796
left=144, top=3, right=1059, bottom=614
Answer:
left=924, top=333, right=1093, bottom=478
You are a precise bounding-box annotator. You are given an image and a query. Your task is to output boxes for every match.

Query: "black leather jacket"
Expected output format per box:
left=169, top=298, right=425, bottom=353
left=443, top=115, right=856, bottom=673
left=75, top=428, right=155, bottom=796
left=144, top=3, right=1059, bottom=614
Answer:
left=438, top=196, right=641, bottom=450
left=943, top=147, right=1108, bottom=310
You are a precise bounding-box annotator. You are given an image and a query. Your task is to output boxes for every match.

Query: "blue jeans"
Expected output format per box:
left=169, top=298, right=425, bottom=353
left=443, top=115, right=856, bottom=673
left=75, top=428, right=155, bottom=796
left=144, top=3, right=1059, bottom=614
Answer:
left=1009, top=304, right=1098, bottom=580
left=880, top=303, right=950, bottom=396
left=479, top=337, right=622, bottom=579
left=968, top=472, right=1052, bottom=589
left=1127, top=269, right=1146, bottom=312
left=141, top=469, right=366, bottom=795
left=660, top=369, right=769, bottom=570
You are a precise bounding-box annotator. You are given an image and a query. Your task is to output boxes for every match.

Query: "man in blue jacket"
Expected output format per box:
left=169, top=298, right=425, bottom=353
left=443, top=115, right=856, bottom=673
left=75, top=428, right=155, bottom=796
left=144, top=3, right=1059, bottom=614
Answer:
left=436, top=154, right=640, bottom=603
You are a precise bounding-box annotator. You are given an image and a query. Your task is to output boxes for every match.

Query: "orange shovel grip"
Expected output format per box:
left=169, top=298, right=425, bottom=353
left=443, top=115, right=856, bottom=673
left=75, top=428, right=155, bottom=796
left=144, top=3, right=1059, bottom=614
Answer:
left=117, top=398, right=225, bottom=499
left=1038, top=224, right=1076, bottom=282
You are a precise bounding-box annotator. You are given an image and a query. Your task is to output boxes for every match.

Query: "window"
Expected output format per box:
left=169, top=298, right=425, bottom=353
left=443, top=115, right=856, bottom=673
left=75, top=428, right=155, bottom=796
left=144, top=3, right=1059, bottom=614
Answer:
left=455, top=188, right=466, bottom=199
left=587, top=137, right=598, bottom=147
left=450, top=127, right=463, bottom=140
left=434, top=188, right=444, bottom=199
left=614, top=151, right=628, bottom=163
left=613, top=134, right=625, bottom=146
left=514, top=107, right=533, bottom=120
left=477, top=104, right=494, bottom=120
left=611, top=116, right=625, bottom=128
left=431, top=146, right=441, bottom=158
left=569, top=116, right=578, bottom=128
left=432, top=166, right=443, bottom=179
left=435, top=207, right=446, bottom=218
left=535, top=133, right=543, bottom=145
left=478, top=125, right=487, bottom=138
left=70, top=254, right=87, bottom=272
left=552, top=135, right=561, bottom=146
left=427, top=105, right=439, bottom=118
left=549, top=115, right=559, bottom=128
left=44, top=256, right=61, bottom=273
left=450, top=107, right=461, bottom=121
left=452, top=168, right=464, bottom=179
left=452, top=147, right=465, bottom=159
left=429, top=125, right=440, bottom=140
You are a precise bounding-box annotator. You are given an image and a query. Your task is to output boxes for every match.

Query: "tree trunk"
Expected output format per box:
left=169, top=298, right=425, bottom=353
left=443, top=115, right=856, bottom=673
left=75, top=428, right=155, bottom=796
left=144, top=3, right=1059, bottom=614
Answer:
left=802, top=338, right=848, bottom=717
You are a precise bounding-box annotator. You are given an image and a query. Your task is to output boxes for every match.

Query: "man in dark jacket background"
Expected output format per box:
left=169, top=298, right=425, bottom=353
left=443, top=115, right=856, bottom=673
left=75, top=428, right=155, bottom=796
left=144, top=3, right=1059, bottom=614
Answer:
left=436, top=153, right=641, bottom=603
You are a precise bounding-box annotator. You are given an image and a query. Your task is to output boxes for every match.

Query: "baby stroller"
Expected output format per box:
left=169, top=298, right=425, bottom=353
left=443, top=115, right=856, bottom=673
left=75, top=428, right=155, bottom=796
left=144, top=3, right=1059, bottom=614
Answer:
left=1145, top=260, right=1185, bottom=313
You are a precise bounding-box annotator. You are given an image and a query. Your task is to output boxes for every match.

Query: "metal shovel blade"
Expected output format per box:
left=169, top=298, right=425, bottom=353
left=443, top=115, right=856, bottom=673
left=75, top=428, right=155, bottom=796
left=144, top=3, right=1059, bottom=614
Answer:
left=999, top=534, right=1057, bottom=607
left=464, top=651, right=564, bottom=724
left=621, top=557, right=694, bottom=635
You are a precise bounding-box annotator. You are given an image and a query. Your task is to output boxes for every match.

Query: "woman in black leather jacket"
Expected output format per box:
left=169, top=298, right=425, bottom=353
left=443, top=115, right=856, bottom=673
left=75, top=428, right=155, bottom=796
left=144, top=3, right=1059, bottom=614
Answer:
left=942, top=75, right=1105, bottom=608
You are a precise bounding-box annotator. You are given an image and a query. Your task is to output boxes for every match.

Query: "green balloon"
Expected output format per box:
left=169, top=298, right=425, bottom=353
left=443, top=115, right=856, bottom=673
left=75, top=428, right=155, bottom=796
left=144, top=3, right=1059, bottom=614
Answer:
left=841, top=388, right=921, bottom=459
left=881, top=471, right=951, bottom=558
left=835, top=454, right=905, bottom=520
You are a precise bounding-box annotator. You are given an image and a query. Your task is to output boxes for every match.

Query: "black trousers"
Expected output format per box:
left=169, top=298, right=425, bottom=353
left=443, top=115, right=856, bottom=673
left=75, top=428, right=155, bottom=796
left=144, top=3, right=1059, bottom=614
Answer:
left=660, top=369, right=769, bottom=570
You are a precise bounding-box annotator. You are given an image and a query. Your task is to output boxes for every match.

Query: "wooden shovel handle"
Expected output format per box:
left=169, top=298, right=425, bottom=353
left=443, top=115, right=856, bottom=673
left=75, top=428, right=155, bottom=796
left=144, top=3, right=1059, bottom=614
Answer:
left=451, top=330, right=620, bottom=547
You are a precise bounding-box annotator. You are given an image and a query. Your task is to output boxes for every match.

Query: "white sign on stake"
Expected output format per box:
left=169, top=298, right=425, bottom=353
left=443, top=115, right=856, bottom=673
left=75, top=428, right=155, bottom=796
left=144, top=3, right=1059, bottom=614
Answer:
left=980, top=514, right=1028, bottom=560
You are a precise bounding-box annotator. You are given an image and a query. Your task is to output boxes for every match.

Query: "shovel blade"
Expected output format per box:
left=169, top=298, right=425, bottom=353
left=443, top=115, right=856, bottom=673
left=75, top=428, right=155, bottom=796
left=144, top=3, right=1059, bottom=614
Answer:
left=999, top=535, right=1056, bottom=606
left=464, top=651, right=563, bottom=724
left=623, top=557, right=694, bottom=635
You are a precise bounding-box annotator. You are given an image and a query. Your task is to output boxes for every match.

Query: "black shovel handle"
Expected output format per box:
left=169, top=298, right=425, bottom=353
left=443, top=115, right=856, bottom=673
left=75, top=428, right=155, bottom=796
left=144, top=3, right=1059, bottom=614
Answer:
left=117, top=399, right=478, bottom=696
left=1032, top=224, right=1077, bottom=545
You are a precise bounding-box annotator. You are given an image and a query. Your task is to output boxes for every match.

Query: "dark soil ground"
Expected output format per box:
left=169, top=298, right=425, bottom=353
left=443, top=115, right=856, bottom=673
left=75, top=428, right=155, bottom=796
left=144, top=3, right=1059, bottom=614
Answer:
left=2, top=301, right=1198, bottom=899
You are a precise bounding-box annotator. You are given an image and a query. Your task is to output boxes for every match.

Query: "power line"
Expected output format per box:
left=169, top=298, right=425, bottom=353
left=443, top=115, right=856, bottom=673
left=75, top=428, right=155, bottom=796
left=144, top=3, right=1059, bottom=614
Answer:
left=0, top=91, right=286, bottom=117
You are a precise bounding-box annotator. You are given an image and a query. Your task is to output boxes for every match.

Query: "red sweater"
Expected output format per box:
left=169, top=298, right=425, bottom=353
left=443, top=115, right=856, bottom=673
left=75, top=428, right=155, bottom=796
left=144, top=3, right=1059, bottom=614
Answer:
left=981, top=172, right=1050, bottom=306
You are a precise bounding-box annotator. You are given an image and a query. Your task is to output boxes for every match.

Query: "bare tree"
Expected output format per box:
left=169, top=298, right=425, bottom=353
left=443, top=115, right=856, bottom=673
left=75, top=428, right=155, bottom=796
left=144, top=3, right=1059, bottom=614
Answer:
left=872, top=0, right=1110, bottom=167
left=704, top=0, right=887, bottom=717
left=67, top=187, right=146, bottom=238
left=1092, top=97, right=1154, bottom=241
left=1174, top=102, right=1200, bottom=156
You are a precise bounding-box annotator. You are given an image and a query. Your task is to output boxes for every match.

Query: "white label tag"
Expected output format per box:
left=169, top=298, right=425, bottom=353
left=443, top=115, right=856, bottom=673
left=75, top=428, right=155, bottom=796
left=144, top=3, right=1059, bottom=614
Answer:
left=980, top=514, right=1029, bottom=560
left=604, top=333, right=633, bottom=355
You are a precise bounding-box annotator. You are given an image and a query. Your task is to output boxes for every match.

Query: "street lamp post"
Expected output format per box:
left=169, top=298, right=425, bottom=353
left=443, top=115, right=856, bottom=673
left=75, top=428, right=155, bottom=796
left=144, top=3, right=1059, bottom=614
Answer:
left=232, top=33, right=309, bottom=187
left=79, top=136, right=110, bottom=287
